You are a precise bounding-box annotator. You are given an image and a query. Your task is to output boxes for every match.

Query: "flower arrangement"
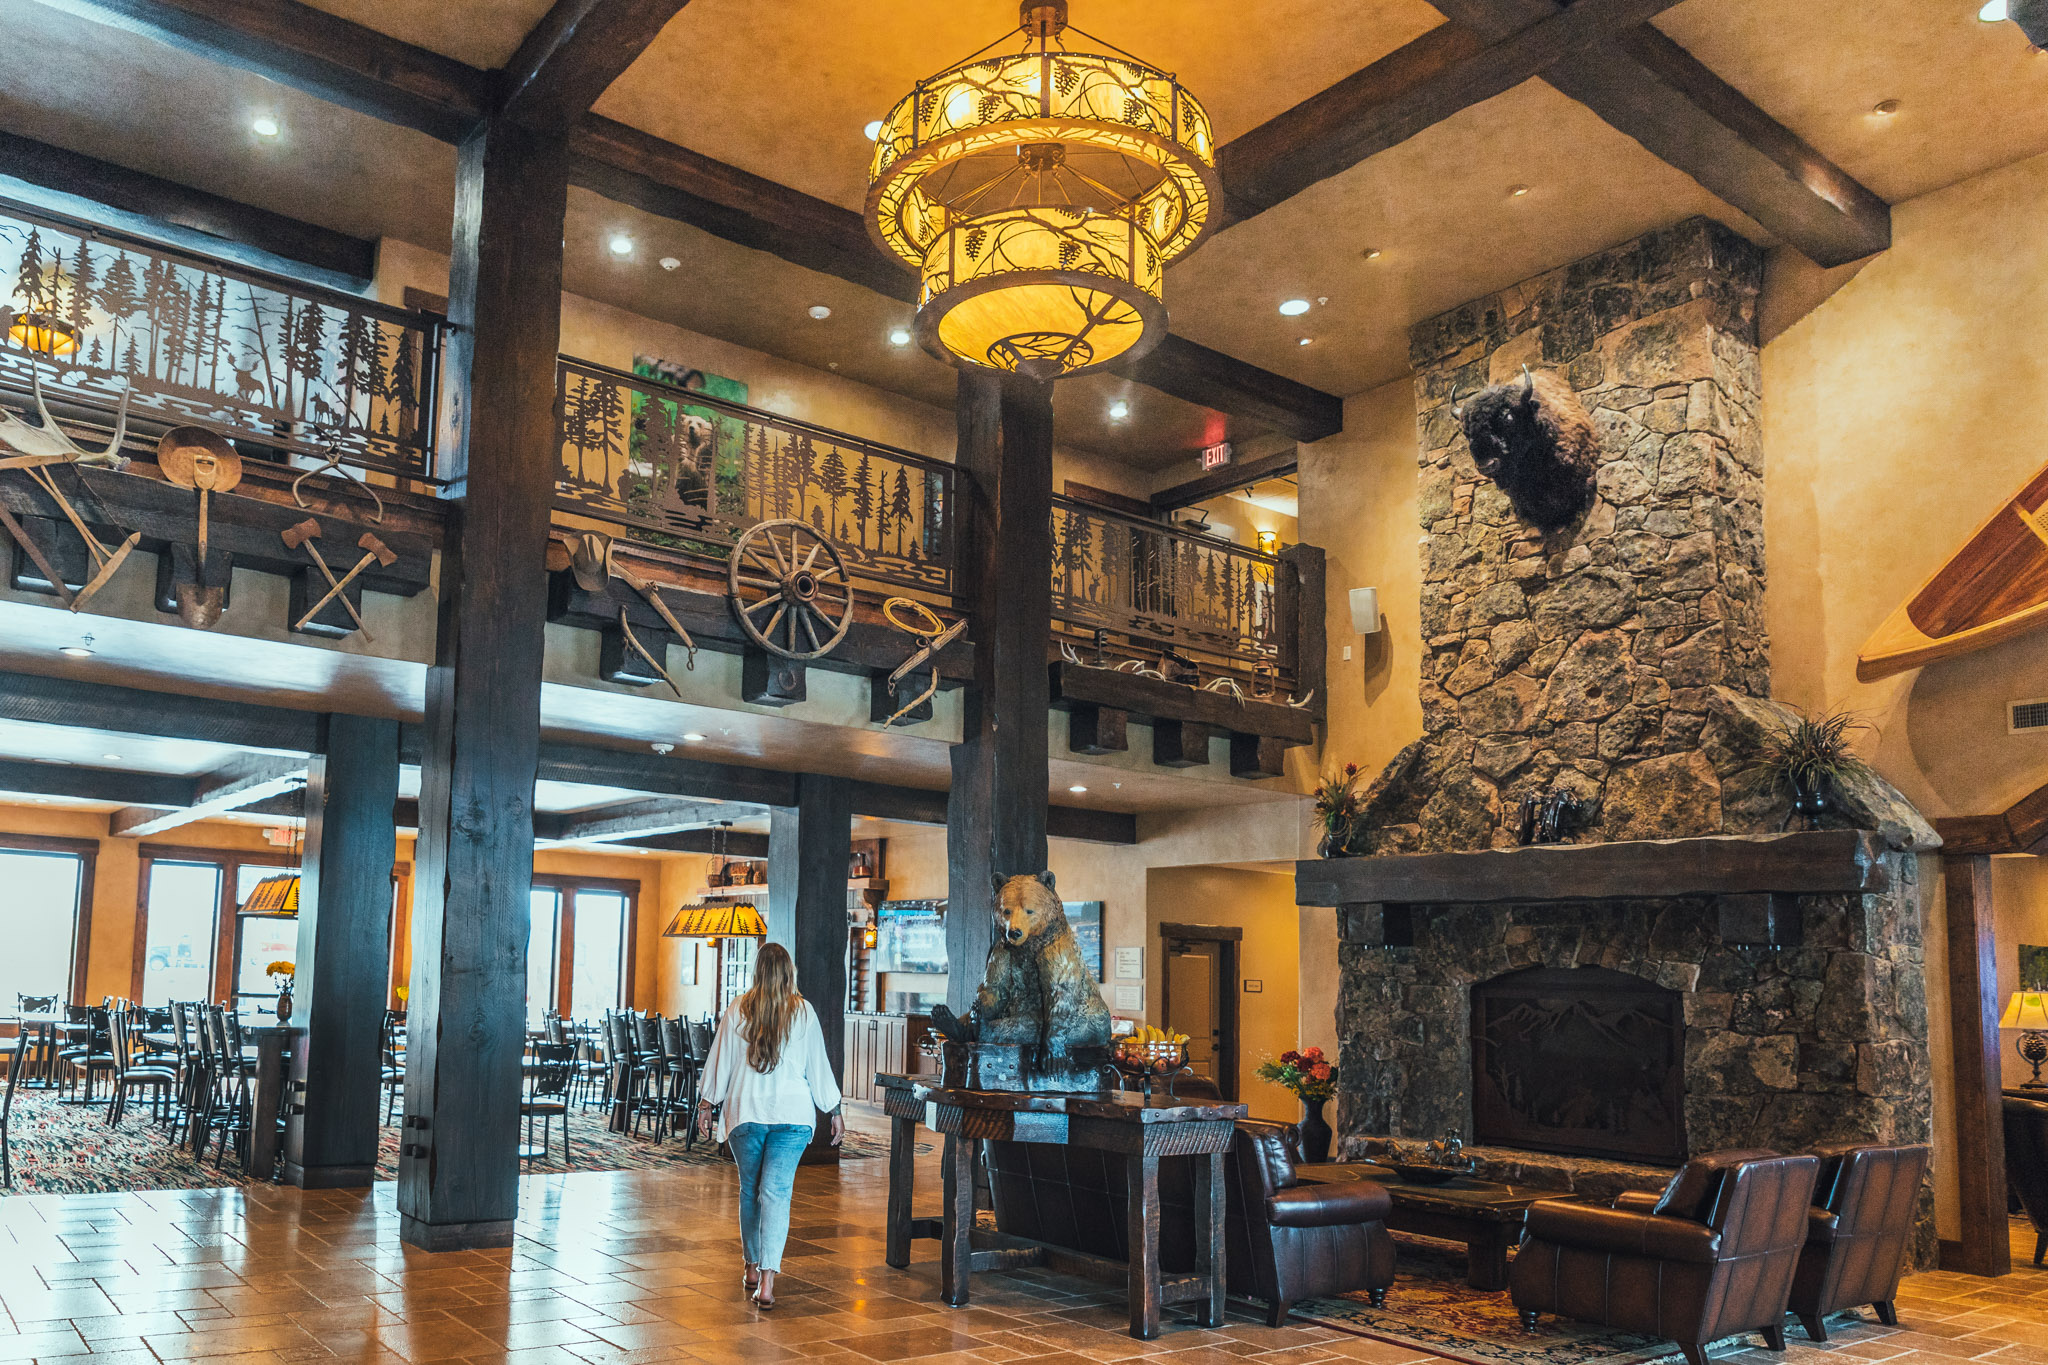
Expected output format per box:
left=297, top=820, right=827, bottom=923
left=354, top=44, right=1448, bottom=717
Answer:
left=1256, top=1046, right=1336, bottom=1104
left=1758, top=708, right=1868, bottom=828
left=265, top=960, right=295, bottom=990
left=1314, top=763, right=1364, bottom=857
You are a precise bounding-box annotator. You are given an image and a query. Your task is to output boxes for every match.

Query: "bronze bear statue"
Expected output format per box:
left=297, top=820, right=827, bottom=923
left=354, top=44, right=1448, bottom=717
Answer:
left=1456, top=368, right=1599, bottom=531
left=931, top=871, right=1112, bottom=1089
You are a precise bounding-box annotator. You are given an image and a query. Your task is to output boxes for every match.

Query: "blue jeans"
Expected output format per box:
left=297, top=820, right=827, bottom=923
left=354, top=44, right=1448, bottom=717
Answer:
left=729, top=1123, right=811, bottom=1272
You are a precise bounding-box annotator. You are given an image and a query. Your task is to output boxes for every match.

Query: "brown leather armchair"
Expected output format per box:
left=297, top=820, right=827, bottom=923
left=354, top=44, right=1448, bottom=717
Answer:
left=2005, top=1096, right=2048, bottom=1265
left=1511, top=1151, right=1819, bottom=1365
left=1230, top=1118, right=1396, bottom=1326
left=1785, top=1143, right=1927, bottom=1341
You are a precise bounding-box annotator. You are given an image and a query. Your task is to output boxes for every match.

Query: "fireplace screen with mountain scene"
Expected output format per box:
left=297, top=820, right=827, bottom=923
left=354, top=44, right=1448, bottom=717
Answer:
left=1471, top=966, right=1686, bottom=1165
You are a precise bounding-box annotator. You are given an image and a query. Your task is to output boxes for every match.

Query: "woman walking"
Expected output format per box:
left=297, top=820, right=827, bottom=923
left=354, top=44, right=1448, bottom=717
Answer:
left=698, top=943, right=843, bottom=1309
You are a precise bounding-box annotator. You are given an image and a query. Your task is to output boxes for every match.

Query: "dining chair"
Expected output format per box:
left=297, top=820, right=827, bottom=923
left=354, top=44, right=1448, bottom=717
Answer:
left=521, top=1042, right=577, bottom=1165
left=381, top=1010, right=406, bottom=1125
left=0, top=1030, right=27, bottom=1186
left=107, top=1010, right=176, bottom=1128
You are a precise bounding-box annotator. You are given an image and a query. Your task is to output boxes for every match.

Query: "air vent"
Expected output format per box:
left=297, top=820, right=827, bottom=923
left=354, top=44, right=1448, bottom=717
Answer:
left=2013, top=699, right=2048, bottom=734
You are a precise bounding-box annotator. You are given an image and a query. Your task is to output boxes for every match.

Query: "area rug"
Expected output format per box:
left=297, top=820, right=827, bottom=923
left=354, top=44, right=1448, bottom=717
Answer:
left=2, top=1090, right=910, bottom=1195
left=1290, top=1240, right=1848, bottom=1365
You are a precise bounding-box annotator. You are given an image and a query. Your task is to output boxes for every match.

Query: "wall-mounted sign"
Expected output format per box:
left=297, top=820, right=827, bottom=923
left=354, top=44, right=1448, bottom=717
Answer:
left=1200, top=441, right=1233, bottom=471
left=1115, top=946, right=1145, bottom=980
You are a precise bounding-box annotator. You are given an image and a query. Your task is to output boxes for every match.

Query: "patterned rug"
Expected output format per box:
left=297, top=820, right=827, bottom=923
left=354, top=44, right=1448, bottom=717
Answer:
left=1, top=1089, right=907, bottom=1195
left=1291, top=1239, right=1860, bottom=1365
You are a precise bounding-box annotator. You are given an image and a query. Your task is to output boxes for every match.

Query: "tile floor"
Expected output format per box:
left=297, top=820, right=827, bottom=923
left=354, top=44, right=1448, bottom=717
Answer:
left=0, top=1113, right=2026, bottom=1365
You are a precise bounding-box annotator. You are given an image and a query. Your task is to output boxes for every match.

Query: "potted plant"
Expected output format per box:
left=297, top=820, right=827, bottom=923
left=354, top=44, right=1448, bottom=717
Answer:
left=266, top=960, right=296, bottom=1023
left=1314, top=764, right=1364, bottom=858
left=1256, top=1047, right=1339, bottom=1162
left=1759, top=709, right=1867, bottom=831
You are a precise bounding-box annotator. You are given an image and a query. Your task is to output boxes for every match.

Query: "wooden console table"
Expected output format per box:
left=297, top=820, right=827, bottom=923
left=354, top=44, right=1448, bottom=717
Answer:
left=877, top=1073, right=1246, bottom=1340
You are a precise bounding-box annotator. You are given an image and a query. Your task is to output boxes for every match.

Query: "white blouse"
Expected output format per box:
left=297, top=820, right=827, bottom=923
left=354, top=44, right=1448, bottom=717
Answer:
left=701, top=998, right=843, bottom=1141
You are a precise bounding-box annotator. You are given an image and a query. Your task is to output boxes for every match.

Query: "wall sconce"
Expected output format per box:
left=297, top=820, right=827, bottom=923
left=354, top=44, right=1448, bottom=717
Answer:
left=1255, top=529, right=1278, bottom=555
left=1349, top=586, right=1381, bottom=635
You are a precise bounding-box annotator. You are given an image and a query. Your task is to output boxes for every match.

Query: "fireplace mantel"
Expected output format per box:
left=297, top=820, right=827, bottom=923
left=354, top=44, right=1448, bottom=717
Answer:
left=1296, top=830, right=1890, bottom=907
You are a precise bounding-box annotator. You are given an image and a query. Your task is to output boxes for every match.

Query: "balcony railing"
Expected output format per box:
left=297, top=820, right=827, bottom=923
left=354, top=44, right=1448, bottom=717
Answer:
left=1050, top=495, right=1290, bottom=687
left=0, top=199, right=444, bottom=483
left=554, top=357, right=956, bottom=598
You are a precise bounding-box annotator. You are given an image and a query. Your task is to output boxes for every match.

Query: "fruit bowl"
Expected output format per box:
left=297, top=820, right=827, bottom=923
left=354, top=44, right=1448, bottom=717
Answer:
left=1112, top=1038, right=1190, bottom=1076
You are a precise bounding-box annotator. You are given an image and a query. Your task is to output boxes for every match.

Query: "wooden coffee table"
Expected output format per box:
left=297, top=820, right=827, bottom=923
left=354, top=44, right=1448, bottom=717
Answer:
left=1300, top=1162, right=1556, bottom=1290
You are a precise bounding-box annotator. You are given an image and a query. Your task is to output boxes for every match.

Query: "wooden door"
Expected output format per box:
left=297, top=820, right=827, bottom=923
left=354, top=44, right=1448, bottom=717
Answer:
left=1160, top=925, right=1240, bottom=1101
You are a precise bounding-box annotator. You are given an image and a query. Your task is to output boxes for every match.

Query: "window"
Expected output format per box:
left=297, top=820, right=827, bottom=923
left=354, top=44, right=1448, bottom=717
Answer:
left=137, top=848, right=295, bottom=1005
left=526, top=878, right=636, bottom=1027
left=140, top=862, right=222, bottom=1007
left=0, top=838, right=93, bottom=1008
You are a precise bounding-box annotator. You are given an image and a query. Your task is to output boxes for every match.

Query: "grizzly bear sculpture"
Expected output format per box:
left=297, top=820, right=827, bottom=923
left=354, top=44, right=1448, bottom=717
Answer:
left=931, top=871, right=1112, bottom=1092
left=1456, top=368, right=1599, bottom=531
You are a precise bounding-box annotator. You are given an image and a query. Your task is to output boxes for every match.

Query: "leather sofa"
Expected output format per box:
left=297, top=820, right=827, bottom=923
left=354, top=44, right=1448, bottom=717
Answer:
left=1786, top=1143, right=1928, bottom=1341
left=2004, top=1096, right=2048, bottom=1265
left=983, top=1116, right=1395, bottom=1326
left=1510, top=1150, right=1819, bottom=1365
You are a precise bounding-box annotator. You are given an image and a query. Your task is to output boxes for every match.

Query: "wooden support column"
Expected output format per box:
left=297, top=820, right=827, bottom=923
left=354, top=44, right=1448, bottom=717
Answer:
left=768, top=772, right=853, bottom=1164
left=946, top=371, right=1054, bottom=1013
left=399, top=115, right=568, bottom=1253
left=1944, top=853, right=2012, bottom=1277
left=285, top=713, right=399, bottom=1188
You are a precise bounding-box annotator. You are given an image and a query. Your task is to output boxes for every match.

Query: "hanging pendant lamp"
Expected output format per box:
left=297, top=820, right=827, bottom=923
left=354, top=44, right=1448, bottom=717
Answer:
left=865, top=0, right=1217, bottom=380
left=661, top=822, right=768, bottom=939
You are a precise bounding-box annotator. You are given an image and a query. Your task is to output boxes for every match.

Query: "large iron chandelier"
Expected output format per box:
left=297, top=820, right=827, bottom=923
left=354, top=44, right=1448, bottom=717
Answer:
left=865, top=0, right=1217, bottom=380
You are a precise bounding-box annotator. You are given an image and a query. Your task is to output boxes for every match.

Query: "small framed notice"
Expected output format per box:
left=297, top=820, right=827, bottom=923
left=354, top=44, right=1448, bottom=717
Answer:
left=1114, top=985, right=1145, bottom=1010
left=1115, top=946, right=1144, bottom=980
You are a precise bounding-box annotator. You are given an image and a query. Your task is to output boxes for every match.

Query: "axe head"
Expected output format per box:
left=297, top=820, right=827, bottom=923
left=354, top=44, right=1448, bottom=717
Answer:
left=282, top=518, right=321, bottom=550
left=357, top=532, right=398, bottom=567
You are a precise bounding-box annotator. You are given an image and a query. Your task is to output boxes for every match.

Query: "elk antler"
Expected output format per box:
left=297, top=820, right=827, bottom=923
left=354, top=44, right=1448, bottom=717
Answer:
left=0, top=366, right=132, bottom=467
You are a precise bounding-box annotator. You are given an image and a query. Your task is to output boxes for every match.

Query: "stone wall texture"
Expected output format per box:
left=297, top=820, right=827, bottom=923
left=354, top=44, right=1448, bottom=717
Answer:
left=1373, top=217, right=1770, bottom=852
left=1333, top=853, right=1935, bottom=1264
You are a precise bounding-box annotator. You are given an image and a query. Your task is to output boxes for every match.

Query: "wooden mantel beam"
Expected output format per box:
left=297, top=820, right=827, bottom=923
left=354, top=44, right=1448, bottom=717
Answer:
left=1425, top=0, right=1890, bottom=266
left=500, top=0, right=693, bottom=131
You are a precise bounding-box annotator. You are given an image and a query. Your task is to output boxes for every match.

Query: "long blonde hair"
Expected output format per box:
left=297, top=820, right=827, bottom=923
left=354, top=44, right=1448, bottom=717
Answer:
left=738, top=943, right=803, bottom=1073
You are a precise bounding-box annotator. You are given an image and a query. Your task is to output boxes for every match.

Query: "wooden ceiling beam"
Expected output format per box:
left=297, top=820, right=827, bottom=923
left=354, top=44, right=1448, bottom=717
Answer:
left=500, top=0, right=694, bottom=131
left=1215, top=0, right=1685, bottom=226
left=0, top=129, right=377, bottom=284
left=0, top=759, right=197, bottom=808
left=1425, top=0, right=1890, bottom=266
left=38, top=0, right=490, bottom=142
left=541, top=796, right=738, bottom=845
left=0, top=670, right=324, bottom=753
left=1116, top=336, right=1341, bottom=444
left=108, top=754, right=307, bottom=837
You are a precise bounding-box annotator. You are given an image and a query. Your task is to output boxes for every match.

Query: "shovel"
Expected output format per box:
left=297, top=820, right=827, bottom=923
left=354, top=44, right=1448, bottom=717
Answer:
left=157, top=427, right=242, bottom=627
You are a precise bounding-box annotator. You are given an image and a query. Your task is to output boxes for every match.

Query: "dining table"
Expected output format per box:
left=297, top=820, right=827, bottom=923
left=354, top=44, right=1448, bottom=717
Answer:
left=12, top=1011, right=86, bottom=1091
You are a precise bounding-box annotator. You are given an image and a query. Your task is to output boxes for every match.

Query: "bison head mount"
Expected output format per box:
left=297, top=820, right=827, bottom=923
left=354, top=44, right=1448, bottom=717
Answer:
left=1454, top=368, right=1599, bottom=532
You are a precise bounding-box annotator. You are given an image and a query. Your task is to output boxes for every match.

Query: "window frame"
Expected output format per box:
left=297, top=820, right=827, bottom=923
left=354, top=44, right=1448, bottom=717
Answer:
left=528, top=873, right=639, bottom=1021
left=0, top=834, right=98, bottom=1007
left=134, top=845, right=295, bottom=1005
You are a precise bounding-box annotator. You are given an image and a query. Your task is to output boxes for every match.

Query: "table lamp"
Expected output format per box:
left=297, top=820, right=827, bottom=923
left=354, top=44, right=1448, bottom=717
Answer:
left=2001, top=991, right=2048, bottom=1088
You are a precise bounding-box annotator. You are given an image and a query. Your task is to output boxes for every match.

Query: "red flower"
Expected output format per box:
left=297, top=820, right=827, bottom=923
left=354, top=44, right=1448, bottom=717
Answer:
left=1310, top=1062, right=1333, bottom=1081
left=1300, top=1046, right=1325, bottom=1062
left=1345, top=763, right=1359, bottom=775
left=1279, top=1050, right=1300, bottom=1066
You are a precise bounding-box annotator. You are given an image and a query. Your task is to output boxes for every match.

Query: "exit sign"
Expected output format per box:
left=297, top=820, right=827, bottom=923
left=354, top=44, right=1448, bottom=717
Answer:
left=1200, top=441, right=1233, bottom=470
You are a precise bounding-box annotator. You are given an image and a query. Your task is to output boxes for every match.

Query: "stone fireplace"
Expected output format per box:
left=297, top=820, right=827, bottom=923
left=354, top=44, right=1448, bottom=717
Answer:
left=1309, top=219, right=1940, bottom=1259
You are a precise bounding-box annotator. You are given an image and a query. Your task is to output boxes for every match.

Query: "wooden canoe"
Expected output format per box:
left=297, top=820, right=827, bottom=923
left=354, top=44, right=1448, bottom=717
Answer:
left=1858, top=458, right=2048, bottom=681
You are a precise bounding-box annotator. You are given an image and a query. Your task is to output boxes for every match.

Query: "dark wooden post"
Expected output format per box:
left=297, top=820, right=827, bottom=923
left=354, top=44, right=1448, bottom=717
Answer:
left=769, top=771, right=853, bottom=1161
left=399, top=115, right=568, bottom=1252
left=285, top=713, right=399, bottom=1188
left=946, top=370, right=1054, bottom=1012
left=1944, top=853, right=2011, bottom=1276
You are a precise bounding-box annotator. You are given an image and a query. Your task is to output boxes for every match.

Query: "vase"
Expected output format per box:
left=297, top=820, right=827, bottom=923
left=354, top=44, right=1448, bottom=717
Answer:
left=275, top=987, right=293, bottom=1024
left=1299, top=1098, right=1333, bottom=1163
left=1783, top=775, right=1833, bottom=831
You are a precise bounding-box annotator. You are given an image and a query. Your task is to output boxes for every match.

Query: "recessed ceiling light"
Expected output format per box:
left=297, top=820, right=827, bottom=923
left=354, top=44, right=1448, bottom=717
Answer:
left=1278, top=298, right=1312, bottom=316
left=1362, top=247, right=1382, bottom=260
left=101, top=753, right=122, bottom=762
left=1509, top=184, right=1531, bottom=198
left=864, top=120, right=885, bottom=140
left=681, top=732, right=707, bottom=743
left=1298, top=338, right=1313, bottom=346
left=1982, top=0, right=2008, bottom=19
left=1068, top=784, right=1088, bottom=793
left=808, top=304, right=832, bottom=320
left=659, top=256, right=681, bottom=271
left=607, top=234, right=634, bottom=257
left=888, top=327, right=912, bottom=346
left=1871, top=98, right=1901, bottom=116
left=1108, top=400, right=1130, bottom=420
left=251, top=115, right=281, bottom=138
left=58, top=638, right=94, bottom=658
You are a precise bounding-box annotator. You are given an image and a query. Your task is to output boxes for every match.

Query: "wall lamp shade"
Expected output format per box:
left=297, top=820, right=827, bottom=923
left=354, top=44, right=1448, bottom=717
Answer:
left=7, top=311, right=78, bottom=356
left=2003, top=990, right=2048, bottom=1088
left=663, top=897, right=767, bottom=940
left=1349, top=586, right=1382, bottom=635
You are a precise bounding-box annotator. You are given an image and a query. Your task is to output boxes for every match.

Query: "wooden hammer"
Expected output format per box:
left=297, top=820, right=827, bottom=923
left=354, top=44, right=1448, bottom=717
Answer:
left=281, top=518, right=374, bottom=641
left=295, top=530, right=396, bottom=638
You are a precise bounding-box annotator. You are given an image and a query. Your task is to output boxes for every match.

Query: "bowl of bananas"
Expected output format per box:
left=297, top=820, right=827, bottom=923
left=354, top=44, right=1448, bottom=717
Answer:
left=1109, top=1026, right=1192, bottom=1098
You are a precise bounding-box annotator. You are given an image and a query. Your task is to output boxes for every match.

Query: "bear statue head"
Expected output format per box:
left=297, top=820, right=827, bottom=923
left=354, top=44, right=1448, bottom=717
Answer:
left=992, top=870, right=1064, bottom=946
left=1455, top=368, right=1599, bottom=532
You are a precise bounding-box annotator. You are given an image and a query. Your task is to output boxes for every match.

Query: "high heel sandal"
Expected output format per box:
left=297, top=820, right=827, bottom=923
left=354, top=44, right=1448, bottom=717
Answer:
left=751, top=1272, right=776, bottom=1310
left=743, top=1263, right=760, bottom=1295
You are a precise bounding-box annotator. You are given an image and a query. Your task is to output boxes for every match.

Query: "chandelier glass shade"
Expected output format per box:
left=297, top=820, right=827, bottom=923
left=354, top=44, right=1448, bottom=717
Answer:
left=662, top=897, right=768, bottom=940
left=865, top=2, right=1216, bottom=380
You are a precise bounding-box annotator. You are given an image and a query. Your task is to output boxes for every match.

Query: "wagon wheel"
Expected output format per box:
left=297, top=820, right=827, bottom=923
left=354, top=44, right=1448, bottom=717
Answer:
left=727, top=518, right=855, bottom=660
